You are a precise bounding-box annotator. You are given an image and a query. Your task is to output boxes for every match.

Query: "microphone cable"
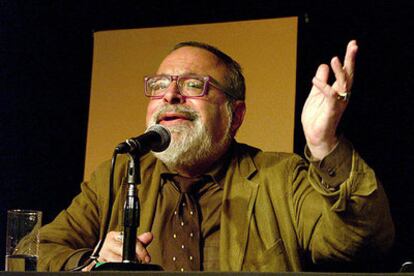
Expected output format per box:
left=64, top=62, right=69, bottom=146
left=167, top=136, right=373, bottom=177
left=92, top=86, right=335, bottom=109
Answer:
left=69, top=150, right=118, bottom=271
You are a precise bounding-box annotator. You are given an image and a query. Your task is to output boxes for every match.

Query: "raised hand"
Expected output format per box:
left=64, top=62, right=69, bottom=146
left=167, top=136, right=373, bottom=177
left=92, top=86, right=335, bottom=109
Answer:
left=301, top=40, right=358, bottom=159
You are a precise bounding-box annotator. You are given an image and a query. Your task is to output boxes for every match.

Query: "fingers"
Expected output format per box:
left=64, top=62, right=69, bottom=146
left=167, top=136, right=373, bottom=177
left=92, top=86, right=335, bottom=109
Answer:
left=135, top=232, right=153, bottom=264
left=97, top=231, right=153, bottom=264
left=331, top=40, right=358, bottom=92
left=311, top=64, right=331, bottom=97
left=138, top=232, right=153, bottom=245
left=331, top=56, right=348, bottom=91
left=312, top=76, right=336, bottom=99
left=82, top=261, right=97, bottom=272
left=98, top=231, right=124, bottom=263
left=315, top=63, right=329, bottom=82
left=312, top=40, right=358, bottom=99
left=343, top=40, right=358, bottom=79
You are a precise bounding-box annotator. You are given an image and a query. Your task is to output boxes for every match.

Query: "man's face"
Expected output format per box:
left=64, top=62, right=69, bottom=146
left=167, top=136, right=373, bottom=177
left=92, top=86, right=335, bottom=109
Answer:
left=146, top=46, right=233, bottom=149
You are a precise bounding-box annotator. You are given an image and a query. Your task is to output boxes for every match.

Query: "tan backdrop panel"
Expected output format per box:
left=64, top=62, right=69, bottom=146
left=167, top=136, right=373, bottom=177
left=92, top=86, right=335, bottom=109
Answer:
left=84, top=17, right=298, bottom=180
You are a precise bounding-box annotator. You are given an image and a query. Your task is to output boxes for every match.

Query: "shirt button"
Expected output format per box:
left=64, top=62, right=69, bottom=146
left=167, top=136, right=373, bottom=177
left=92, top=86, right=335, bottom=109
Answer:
left=189, top=256, right=193, bottom=261
left=173, top=234, right=177, bottom=239
left=189, top=232, right=194, bottom=238
left=180, top=221, right=184, bottom=226
left=180, top=268, right=184, bottom=272
left=172, top=256, right=176, bottom=262
left=190, top=211, right=194, bottom=215
left=181, top=244, right=185, bottom=249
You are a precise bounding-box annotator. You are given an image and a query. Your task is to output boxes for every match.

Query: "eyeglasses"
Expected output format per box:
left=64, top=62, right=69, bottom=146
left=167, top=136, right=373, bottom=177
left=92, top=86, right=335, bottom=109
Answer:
left=144, top=74, right=228, bottom=99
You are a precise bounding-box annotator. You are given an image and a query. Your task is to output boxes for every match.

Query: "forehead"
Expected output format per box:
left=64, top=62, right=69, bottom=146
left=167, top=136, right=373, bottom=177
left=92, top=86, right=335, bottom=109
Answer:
left=157, top=46, right=227, bottom=80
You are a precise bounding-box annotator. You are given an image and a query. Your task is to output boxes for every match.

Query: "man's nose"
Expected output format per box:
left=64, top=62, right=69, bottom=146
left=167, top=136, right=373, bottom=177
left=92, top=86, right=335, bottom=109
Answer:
left=162, top=82, right=184, bottom=104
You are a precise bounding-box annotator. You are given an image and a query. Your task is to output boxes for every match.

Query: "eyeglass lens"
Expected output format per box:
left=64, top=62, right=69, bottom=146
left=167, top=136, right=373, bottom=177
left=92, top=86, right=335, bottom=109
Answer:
left=147, top=75, right=206, bottom=97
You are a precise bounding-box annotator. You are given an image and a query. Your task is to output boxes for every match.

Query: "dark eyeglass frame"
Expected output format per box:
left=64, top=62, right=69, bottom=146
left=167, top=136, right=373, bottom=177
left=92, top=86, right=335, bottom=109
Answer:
left=144, top=74, right=231, bottom=99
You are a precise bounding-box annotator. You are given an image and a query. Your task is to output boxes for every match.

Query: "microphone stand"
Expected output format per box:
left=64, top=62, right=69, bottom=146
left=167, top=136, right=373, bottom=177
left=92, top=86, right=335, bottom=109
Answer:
left=93, top=153, right=162, bottom=271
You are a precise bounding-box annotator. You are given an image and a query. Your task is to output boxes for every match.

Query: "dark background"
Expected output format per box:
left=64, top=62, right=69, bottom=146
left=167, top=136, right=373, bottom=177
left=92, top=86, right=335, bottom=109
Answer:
left=1, top=0, right=413, bottom=272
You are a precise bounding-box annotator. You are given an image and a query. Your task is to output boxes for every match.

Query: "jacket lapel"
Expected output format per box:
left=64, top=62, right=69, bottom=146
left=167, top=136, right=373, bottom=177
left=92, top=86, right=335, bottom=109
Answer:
left=220, top=148, right=258, bottom=271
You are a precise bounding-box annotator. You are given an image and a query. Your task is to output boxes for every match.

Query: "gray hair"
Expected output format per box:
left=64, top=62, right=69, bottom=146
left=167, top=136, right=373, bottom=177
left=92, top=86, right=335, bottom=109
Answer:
left=172, top=41, right=246, bottom=101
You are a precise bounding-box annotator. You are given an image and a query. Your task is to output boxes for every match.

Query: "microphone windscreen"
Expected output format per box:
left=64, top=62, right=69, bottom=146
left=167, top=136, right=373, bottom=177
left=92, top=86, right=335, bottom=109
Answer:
left=146, top=124, right=171, bottom=152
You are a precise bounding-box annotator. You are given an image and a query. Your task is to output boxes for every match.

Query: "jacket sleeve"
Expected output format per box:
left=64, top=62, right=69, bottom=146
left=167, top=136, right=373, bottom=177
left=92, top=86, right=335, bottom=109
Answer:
left=290, top=138, right=395, bottom=264
left=37, top=169, right=102, bottom=271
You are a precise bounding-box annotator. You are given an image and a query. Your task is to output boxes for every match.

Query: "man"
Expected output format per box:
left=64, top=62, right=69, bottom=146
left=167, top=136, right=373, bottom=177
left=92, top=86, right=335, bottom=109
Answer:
left=38, top=40, right=394, bottom=271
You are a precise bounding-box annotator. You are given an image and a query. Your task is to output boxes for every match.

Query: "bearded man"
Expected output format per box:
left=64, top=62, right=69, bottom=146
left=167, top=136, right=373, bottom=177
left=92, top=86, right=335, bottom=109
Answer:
left=37, top=41, right=394, bottom=272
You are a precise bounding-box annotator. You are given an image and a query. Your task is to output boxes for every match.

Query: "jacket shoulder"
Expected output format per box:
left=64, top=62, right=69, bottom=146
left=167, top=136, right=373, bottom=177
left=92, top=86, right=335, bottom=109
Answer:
left=234, top=142, right=305, bottom=168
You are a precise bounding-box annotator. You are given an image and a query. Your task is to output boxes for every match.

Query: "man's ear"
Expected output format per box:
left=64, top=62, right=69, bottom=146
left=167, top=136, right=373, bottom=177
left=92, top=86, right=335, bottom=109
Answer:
left=230, top=101, right=246, bottom=137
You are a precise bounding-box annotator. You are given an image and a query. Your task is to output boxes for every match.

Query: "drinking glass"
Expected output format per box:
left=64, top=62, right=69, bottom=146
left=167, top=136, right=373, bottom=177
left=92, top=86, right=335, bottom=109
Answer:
left=5, top=209, right=42, bottom=271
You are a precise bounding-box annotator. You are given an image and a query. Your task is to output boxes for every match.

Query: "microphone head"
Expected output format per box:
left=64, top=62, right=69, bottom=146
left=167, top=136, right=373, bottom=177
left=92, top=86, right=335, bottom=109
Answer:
left=146, top=124, right=171, bottom=152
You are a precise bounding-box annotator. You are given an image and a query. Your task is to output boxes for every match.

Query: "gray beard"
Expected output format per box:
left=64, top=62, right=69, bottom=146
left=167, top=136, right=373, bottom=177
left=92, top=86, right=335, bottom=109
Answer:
left=147, top=104, right=232, bottom=172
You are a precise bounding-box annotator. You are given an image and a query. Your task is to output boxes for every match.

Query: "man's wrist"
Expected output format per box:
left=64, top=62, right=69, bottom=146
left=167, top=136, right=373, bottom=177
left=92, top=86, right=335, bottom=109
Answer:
left=306, top=137, right=339, bottom=160
left=305, top=136, right=353, bottom=189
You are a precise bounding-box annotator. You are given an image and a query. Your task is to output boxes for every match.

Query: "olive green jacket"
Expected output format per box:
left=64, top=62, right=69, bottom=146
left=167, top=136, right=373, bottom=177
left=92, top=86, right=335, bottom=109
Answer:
left=38, top=141, right=394, bottom=271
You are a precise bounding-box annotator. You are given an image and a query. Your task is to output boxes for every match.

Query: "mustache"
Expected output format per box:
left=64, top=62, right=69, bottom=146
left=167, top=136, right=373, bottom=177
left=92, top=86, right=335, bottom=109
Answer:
left=153, top=105, right=199, bottom=123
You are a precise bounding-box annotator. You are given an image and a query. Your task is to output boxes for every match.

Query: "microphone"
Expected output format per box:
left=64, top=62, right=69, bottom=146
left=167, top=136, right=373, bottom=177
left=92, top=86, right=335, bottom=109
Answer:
left=115, top=124, right=171, bottom=154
